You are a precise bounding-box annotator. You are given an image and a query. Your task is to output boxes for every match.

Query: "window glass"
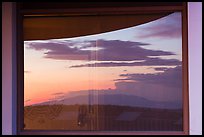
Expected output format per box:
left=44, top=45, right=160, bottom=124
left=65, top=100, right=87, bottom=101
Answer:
left=24, top=12, right=183, bottom=131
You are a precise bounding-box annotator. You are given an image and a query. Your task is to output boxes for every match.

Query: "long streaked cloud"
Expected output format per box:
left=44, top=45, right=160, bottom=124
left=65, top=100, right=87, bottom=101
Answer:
left=70, top=58, right=181, bottom=68
left=136, top=12, right=181, bottom=39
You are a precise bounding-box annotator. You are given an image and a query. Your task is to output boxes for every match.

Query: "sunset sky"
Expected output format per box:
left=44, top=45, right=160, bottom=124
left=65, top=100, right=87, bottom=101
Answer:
left=24, top=12, right=182, bottom=107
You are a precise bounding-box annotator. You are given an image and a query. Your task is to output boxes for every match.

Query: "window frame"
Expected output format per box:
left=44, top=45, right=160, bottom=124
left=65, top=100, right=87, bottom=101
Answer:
left=16, top=2, right=189, bottom=135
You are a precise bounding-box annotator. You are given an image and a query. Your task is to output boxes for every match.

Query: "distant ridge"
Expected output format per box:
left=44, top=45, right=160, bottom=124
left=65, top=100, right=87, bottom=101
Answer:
left=32, top=94, right=181, bottom=109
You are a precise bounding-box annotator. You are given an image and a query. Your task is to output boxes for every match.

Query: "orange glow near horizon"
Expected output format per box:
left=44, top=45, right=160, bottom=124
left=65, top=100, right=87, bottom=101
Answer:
left=24, top=59, right=159, bottom=106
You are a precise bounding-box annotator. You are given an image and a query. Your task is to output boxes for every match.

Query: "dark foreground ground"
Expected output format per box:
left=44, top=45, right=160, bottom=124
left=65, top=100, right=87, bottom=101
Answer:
left=24, top=104, right=182, bottom=131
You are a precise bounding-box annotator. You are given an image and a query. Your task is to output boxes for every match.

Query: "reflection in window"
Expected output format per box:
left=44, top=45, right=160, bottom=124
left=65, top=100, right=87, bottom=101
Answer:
left=24, top=12, right=182, bottom=131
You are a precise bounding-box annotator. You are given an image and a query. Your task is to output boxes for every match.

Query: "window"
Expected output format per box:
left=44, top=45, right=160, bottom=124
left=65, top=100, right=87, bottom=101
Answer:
left=17, top=2, right=189, bottom=135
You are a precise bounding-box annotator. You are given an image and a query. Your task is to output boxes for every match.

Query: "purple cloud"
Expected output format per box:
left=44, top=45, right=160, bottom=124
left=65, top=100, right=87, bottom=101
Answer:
left=116, top=65, right=182, bottom=88
left=92, top=40, right=174, bottom=61
left=136, top=13, right=181, bottom=39
left=27, top=42, right=92, bottom=60
left=114, top=65, right=182, bottom=103
left=26, top=40, right=175, bottom=61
